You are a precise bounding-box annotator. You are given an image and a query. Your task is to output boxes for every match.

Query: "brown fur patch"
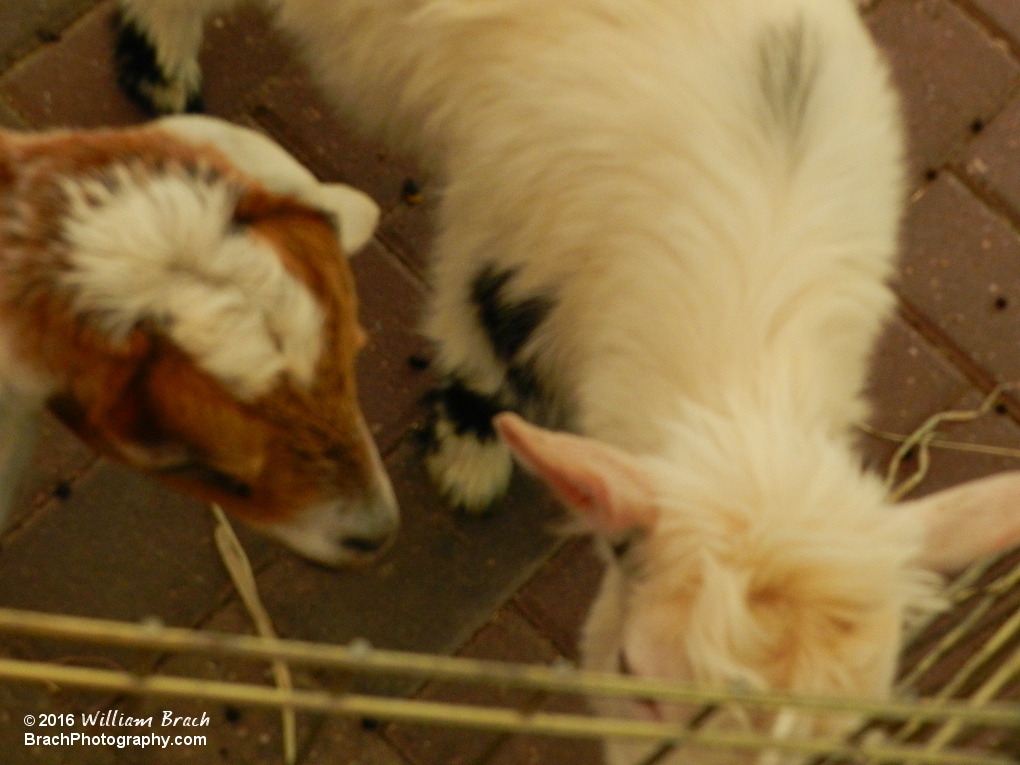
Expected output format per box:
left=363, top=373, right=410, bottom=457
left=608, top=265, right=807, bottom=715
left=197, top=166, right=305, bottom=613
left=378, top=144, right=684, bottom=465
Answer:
left=0, top=124, right=378, bottom=526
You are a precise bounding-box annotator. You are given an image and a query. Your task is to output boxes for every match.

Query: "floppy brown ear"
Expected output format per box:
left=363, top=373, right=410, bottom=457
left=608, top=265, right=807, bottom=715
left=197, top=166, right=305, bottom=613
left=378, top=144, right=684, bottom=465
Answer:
left=50, top=331, right=192, bottom=470
left=495, top=413, right=660, bottom=534
left=898, top=471, right=1020, bottom=572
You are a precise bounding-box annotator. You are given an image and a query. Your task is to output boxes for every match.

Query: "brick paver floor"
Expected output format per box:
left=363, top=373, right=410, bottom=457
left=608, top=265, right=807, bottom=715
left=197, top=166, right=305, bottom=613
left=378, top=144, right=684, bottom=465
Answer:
left=0, top=1, right=1019, bottom=763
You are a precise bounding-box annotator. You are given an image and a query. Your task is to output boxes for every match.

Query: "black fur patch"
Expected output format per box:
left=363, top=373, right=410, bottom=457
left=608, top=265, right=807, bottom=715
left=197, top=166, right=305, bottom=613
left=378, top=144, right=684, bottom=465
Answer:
left=506, top=361, right=543, bottom=405
left=758, top=18, right=818, bottom=142
left=471, top=265, right=555, bottom=363
left=113, top=13, right=204, bottom=116
left=428, top=378, right=504, bottom=442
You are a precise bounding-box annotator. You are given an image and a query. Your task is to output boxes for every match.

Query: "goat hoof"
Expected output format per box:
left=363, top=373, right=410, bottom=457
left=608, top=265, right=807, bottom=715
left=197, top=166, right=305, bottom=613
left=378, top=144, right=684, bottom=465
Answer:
left=426, top=417, right=513, bottom=513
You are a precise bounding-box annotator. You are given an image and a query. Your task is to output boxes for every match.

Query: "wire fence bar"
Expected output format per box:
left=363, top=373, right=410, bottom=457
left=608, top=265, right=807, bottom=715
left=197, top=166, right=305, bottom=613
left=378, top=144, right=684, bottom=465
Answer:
left=0, top=606, right=1017, bottom=730
left=852, top=389, right=1020, bottom=764
left=920, top=644, right=1020, bottom=759
left=900, top=547, right=1020, bottom=680
left=0, top=656, right=1010, bottom=765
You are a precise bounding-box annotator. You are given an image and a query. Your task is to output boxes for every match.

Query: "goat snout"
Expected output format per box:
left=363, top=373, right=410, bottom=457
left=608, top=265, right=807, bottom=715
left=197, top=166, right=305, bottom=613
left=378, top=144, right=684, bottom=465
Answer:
left=259, top=471, right=399, bottom=567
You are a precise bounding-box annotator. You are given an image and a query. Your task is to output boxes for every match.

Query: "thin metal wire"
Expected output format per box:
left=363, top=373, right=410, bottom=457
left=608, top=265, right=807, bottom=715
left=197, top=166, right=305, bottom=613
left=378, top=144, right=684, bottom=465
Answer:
left=858, top=385, right=1020, bottom=764
left=0, top=607, right=1016, bottom=728
left=0, top=657, right=1009, bottom=765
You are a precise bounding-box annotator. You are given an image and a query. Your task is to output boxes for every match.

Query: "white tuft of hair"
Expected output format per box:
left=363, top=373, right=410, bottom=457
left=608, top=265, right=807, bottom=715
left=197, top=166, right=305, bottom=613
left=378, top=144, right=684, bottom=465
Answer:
left=59, top=163, right=324, bottom=399
left=155, top=114, right=381, bottom=254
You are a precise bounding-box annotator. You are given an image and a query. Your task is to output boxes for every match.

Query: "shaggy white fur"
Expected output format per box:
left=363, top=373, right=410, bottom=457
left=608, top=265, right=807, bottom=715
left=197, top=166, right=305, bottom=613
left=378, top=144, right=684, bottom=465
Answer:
left=117, top=0, right=1020, bottom=760
left=60, top=164, right=325, bottom=400
left=59, top=116, right=380, bottom=402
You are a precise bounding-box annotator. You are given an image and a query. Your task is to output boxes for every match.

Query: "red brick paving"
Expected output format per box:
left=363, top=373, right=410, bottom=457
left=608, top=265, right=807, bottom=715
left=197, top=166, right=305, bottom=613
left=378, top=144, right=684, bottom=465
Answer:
left=1, top=0, right=1020, bottom=763
left=968, top=0, right=1020, bottom=51
left=898, top=173, right=1020, bottom=383
left=386, top=606, right=559, bottom=765
left=482, top=694, right=603, bottom=765
left=513, top=537, right=605, bottom=664
left=959, top=91, right=1020, bottom=222
left=3, top=412, right=97, bottom=534
left=0, top=0, right=101, bottom=72
left=346, top=242, right=432, bottom=454
left=247, top=73, right=417, bottom=212
left=0, top=2, right=146, bottom=129
left=867, top=0, right=1020, bottom=188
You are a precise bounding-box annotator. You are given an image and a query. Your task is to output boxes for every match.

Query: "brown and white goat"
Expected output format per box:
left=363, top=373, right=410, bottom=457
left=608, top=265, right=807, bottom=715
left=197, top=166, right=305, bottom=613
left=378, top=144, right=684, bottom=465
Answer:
left=0, top=115, right=397, bottom=566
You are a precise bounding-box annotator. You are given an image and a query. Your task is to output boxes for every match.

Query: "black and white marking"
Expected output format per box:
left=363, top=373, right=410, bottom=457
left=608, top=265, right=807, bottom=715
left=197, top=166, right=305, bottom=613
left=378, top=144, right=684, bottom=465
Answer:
left=114, top=13, right=204, bottom=115
left=423, top=266, right=557, bottom=511
left=471, top=264, right=555, bottom=364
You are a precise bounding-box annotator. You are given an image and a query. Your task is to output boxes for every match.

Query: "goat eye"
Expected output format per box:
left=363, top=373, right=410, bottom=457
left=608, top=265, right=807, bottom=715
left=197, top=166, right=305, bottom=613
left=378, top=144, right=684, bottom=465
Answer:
left=202, top=468, right=253, bottom=499
left=610, top=530, right=643, bottom=563
left=323, top=445, right=347, bottom=461
left=162, top=462, right=253, bottom=499
left=611, top=538, right=633, bottom=559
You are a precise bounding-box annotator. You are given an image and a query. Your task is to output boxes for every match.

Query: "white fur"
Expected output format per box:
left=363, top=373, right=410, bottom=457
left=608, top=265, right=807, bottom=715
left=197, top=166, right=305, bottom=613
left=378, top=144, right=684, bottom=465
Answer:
left=156, top=115, right=380, bottom=253
left=119, top=0, right=1020, bottom=760
left=257, top=414, right=399, bottom=565
left=60, top=163, right=324, bottom=399
left=426, top=415, right=513, bottom=512
left=120, top=0, right=238, bottom=112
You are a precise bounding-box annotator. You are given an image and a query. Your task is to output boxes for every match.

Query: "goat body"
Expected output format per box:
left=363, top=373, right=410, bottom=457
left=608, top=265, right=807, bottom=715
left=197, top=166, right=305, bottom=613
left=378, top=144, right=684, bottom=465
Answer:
left=0, top=116, right=397, bottom=567
left=117, top=1, right=1020, bottom=760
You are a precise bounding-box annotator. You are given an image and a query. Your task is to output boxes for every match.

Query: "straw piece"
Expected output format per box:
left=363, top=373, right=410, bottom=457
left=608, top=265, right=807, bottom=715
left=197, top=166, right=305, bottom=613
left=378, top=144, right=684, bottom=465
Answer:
left=210, top=504, right=297, bottom=765
left=856, top=423, right=1020, bottom=462
left=876, top=385, right=1010, bottom=501
left=899, top=558, right=1020, bottom=691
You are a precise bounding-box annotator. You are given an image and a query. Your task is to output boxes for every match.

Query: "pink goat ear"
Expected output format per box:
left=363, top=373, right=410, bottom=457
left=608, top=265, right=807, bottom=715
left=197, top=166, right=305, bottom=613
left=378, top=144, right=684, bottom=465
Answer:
left=494, top=413, right=660, bottom=534
left=898, top=471, right=1020, bottom=572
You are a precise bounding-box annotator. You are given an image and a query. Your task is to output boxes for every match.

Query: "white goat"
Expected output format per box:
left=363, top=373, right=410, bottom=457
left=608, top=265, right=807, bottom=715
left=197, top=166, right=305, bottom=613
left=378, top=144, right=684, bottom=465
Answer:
left=115, top=0, right=1020, bottom=760
left=0, top=115, right=397, bottom=567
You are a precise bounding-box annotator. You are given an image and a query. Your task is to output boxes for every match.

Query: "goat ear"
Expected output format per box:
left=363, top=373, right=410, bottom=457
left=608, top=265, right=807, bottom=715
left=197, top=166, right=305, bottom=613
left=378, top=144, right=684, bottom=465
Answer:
left=156, top=115, right=380, bottom=255
left=156, top=115, right=320, bottom=195
left=58, top=332, right=192, bottom=471
left=898, top=471, right=1020, bottom=572
left=494, top=413, right=659, bottom=534
left=305, top=184, right=379, bottom=255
